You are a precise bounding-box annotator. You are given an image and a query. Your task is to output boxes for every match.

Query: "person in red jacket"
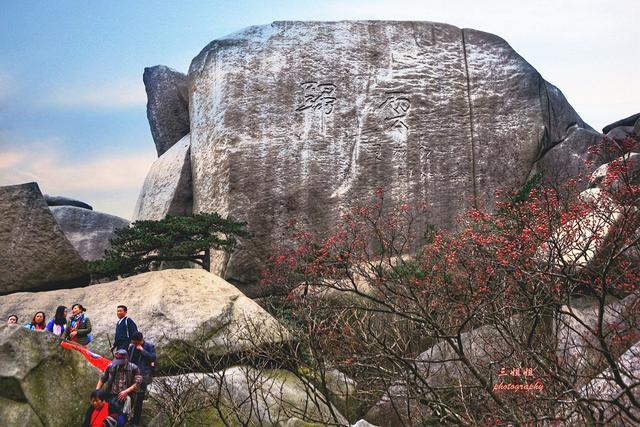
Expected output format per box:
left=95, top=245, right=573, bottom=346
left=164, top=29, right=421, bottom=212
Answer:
left=82, top=390, right=122, bottom=427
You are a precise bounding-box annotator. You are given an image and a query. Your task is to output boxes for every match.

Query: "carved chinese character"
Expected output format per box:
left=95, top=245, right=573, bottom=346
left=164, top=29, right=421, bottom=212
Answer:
left=378, top=92, right=411, bottom=130
left=295, top=81, right=336, bottom=115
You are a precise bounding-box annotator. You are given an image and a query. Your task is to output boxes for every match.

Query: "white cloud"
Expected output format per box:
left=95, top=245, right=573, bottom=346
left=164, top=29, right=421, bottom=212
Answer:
left=45, top=77, right=147, bottom=109
left=0, top=141, right=155, bottom=219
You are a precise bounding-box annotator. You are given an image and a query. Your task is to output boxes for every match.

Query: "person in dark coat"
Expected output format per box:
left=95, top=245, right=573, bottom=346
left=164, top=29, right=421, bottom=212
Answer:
left=113, top=305, right=137, bottom=350
left=127, top=331, right=156, bottom=426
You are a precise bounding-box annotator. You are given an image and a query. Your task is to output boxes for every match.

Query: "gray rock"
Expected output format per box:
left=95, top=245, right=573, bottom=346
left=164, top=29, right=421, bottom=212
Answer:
left=144, top=65, right=190, bottom=156
left=0, top=324, right=99, bottom=427
left=0, top=182, right=89, bottom=295
left=149, top=366, right=348, bottom=426
left=132, top=133, right=192, bottom=221
left=589, top=152, right=640, bottom=190
left=571, top=340, right=640, bottom=425
left=50, top=206, right=129, bottom=261
left=530, top=126, right=604, bottom=190
left=602, top=112, right=640, bottom=134
left=0, top=269, right=290, bottom=369
left=186, top=21, right=593, bottom=296
left=44, top=194, right=93, bottom=210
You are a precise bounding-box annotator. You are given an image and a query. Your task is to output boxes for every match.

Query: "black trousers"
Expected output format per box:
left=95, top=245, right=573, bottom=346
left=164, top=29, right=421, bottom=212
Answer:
left=131, top=387, right=146, bottom=425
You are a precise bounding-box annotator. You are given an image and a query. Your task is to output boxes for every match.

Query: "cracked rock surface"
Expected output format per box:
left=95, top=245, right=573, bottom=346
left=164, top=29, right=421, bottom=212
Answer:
left=185, top=21, right=594, bottom=295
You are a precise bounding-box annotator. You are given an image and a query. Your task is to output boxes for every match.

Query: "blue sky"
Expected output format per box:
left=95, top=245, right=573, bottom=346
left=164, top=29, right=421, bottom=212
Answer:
left=1, top=1, right=637, bottom=218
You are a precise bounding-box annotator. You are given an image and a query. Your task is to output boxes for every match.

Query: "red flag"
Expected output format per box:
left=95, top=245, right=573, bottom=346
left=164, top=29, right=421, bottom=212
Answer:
left=60, top=341, right=112, bottom=372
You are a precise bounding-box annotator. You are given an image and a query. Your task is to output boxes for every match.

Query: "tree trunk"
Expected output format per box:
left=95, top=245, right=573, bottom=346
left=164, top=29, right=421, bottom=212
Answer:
left=204, top=247, right=211, bottom=272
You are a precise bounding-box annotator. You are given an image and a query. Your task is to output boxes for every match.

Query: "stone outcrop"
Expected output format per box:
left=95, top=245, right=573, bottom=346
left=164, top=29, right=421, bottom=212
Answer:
left=573, top=340, right=640, bottom=425
left=144, top=65, right=190, bottom=156
left=132, top=133, right=192, bottom=221
left=44, top=194, right=93, bottom=210
left=149, top=367, right=348, bottom=426
left=185, top=21, right=594, bottom=295
left=0, top=324, right=99, bottom=427
left=50, top=206, right=129, bottom=261
left=602, top=112, right=640, bottom=135
left=365, top=295, right=639, bottom=425
left=529, top=126, right=604, bottom=190
left=0, top=269, right=289, bottom=367
left=0, top=182, right=89, bottom=295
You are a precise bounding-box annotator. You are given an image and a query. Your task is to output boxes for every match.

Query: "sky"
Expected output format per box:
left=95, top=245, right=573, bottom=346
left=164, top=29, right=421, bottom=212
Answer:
left=0, top=0, right=637, bottom=219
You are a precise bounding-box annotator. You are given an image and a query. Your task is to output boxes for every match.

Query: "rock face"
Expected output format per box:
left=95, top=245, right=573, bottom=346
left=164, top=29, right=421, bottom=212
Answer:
left=132, top=133, right=193, bottom=221
left=574, top=340, right=640, bottom=425
left=149, top=367, right=348, bottom=426
left=44, top=194, right=93, bottom=210
left=50, top=206, right=129, bottom=261
left=0, top=324, right=99, bottom=427
left=186, top=21, right=593, bottom=294
left=529, top=126, right=604, bottom=190
left=0, top=182, right=89, bottom=295
left=0, top=269, right=289, bottom=367
left=602, top=112, right=640, bottom=134
left=144, top=65, right=190, bottom=156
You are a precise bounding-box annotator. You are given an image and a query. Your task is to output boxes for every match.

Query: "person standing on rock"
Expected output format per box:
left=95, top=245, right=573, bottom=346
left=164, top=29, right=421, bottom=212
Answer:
left=96, top=349, right=143, bottom=425
left=6, top=314, right=18, bottom=324
left=46, top=305, right=68, bottom=337
left=113, top=305, right=137, bottom=351
left=127, top=331, right=156, bottom=426
left=24, top=311, right=46, bottom=331
left=66, top=303, right=92, bottom=346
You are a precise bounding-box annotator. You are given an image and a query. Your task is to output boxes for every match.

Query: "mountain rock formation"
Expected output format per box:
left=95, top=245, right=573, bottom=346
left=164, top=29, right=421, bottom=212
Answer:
left=0, top=182, right=89, bottom=294
left=138, top=21, right=599, bottom=296
left=50, top=206, right=129, bottom=260
left=144, top=65, right=190, bottom=156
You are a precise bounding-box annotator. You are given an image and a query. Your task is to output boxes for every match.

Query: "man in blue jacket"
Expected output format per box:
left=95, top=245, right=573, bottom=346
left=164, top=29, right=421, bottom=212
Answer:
left=128, top=331, right=156, bottom=427
left=113, top=305, right=138, bottom=351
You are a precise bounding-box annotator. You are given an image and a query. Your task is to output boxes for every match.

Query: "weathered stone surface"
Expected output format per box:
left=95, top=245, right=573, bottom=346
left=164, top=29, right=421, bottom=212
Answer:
left=366, top=296, right=639, bottom=425
left=44, top=194, right=93, bottom=210
left=144, top=65, right=190, bottom=156
left=572, top=340, right=640, bottom=425
left=602, top=112, right=640, bottom=134
left=556, top=294, right=640, bottom=383
left=0, top=269, right=289, bottom=367
left=530, top=126, right=604, bottom=189
left=0, top=182, right=89, bottom=295
left=542, top=188, right=626, bottom=273
left=0, top=324, right=99, bottom=427
left=50, top=206, right=129, bottom=261
left=589, top=152, right=640, bottom=190
left=132, top=133, right=192, bottom=221
left=149, top=367, right=348, bottom=426
left=187, top=21, right=593, bottom=295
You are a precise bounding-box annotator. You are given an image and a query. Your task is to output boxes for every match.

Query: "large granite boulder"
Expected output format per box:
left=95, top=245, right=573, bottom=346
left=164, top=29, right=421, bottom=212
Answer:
left=0, top=182, right=89, bottom=295
left=44, top=194, right=93, bottom=210
left=132, top=133, right=193, bottom=221
left=0, top=269, right=289, bottom=368
left=186, top=21, right=594, bottom=295
left=50, top=206, right=129, bottom=261
left=148, top=367, right=348, bottom=426
left=0, top=324, right=99, bottom=427
left=144, top=65, right=190, bottom=156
